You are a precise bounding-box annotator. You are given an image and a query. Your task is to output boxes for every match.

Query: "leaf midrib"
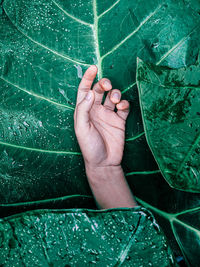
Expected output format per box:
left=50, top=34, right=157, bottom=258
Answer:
left=4, top=1, right=200, bottom=97
left=139, top=78, right=200, bottom=90
left=3, top=1, right=199, bottom=157
left=136, top=197, right=200, bottom=234
left=0, top=140, right=81, bottom=155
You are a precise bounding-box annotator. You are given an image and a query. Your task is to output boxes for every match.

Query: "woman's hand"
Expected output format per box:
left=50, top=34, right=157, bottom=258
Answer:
left=74, top=65, right=137, bottom=209
left=74, top=65, right=130, bottom=169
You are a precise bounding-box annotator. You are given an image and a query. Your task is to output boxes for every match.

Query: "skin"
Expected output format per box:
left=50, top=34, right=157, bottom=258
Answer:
left=74, top=65, right=137, bottom=209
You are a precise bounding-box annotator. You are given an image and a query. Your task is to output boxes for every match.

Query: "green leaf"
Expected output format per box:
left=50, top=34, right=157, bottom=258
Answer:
left=0, top=1, right=200, bottom=264
left=127, top=172, right=200, bottom=267
left=134, top=57, right=200, bottom=263
left=0, top=207, right=176, bottom=266
left=1, top=0, right=200, bottom=205
left=136, top=58, right=200, bottom=192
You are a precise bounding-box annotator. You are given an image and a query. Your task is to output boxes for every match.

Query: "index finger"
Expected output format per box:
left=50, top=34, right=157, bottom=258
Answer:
left=76, top=65, right=98, bottom=106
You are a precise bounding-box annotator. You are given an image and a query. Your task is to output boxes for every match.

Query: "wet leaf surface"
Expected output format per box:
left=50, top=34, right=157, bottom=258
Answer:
left=0, top=207, right=176, bottom=266
left=126, top=170, right=200, bottom=267
left=136, top=59, right=200, bottom=192
left=0, top=0, right=200, bottom=204
left=0, top=1, right=200, bottom=265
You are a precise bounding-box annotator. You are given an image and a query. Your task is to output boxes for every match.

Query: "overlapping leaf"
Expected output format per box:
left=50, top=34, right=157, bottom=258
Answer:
left=127, top=172, right=200, bottom=267
left=136, top=59, right=200, bottom=192
left=0, top=1, right=200, bottom=265
left=1, top=0, right=200, bottom=205
left=0, top=206, right=176, bottom=266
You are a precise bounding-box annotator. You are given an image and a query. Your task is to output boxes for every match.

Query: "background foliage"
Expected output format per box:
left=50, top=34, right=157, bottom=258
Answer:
left=0, top=0, right=200, bottom=266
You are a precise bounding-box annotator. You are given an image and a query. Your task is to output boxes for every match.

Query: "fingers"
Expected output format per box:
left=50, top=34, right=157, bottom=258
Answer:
left=76, top=65, right=97, bottom=106
left=116, top=100, right=130, bottom=120
left=92, top=78, right=112, bottom=105
left=75, top=90, right=95, bottom=133
left=103, top=89, right=121, bottom=110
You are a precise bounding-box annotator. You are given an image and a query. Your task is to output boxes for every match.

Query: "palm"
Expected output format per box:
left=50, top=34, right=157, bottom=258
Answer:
left=75, top=65, right=129, bottom=168
left=89, top=104, right=125, bottom=166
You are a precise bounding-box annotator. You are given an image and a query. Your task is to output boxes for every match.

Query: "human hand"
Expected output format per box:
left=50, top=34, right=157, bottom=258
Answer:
left=74, top=65, right=130, bottom=170
left=74, top=65, right=137, bottom=209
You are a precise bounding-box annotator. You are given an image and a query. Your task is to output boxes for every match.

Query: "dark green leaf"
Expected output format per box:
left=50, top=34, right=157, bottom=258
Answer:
left=0, top=1, right=200, bottom=265
left=0, top=207, right=176, bottom=266
left=126, top=172, right=200, bottom=267
left=1, top=0, right=200, bottom=204
left=136, top=58, right=200, bottom=192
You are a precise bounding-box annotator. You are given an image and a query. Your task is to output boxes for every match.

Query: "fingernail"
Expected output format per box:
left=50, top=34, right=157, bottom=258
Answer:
left=85, top=91, right=92, bottom=101
left=104, top=80, right=112, bottom=89
left=112, top=92, right=120, bottom=100
left=90, top=65, right=97, bottom=72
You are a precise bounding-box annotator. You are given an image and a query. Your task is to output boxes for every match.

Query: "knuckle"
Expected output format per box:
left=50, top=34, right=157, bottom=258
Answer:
left=94, top=100, right=101, bottom=105
left=79, top=87, right=89, bottom=93
left=93, top=82, right=100, bottom=88
left=93, top=82, right=103, bottom=94
left=104, top=105, right=113, bottom=110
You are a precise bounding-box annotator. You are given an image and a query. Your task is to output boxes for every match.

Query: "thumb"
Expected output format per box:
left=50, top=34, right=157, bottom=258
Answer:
left=76, top=90, right=94, bottom=130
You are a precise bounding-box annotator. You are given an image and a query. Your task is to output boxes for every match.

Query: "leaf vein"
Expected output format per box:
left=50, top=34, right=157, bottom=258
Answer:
left=114, top=216, right=141, bottom=266
left=176, top=132, right=200, bottom=176
left=121, top=24, right=200, bottom=95
left=125, top=170, right=161, bottom=176
left=93, top=0, right=102, bottom=79
left=139, top=78, right=200, bottom=90
left=3, top=9, right=90, bottom=67
left=0, top=194, right=93, bottom=207
left=156, top=24, right=200, bottom=65
left=51, top=0, right=92, bottom=26
left=0, top=141, right=81, bottom=155
left=125, top=132, right=145, bottom=142
left=0, top=76, right=74, bottom=110
left=98, top=0, right=121, bottom=19
left=121, top=82, right=136, bottom=94
left=101, top=5, right=162, bottom=60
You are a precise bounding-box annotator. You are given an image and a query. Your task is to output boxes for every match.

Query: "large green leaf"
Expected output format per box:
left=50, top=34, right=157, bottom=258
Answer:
left=1, top=0, right=200, bottom=205
left=0, top=206, right=176, bottom=266
left=0, top=1, right=200, bottom=265
left=126, top=172, right=200, bottom=267
left=133, top=49, right=200, bottom=266
left=136, top=59, right=200, bottom=192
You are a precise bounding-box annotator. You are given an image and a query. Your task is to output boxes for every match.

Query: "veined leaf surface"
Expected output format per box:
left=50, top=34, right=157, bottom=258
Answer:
left=136, top=59, right=200, bottom=192
left=0, top=1, right=200, bottom=265
left=0, top=207, right=176, bottom=266
left=1, top=0, right=200, bottom=204
left=127, top=172, right=200, bottom=267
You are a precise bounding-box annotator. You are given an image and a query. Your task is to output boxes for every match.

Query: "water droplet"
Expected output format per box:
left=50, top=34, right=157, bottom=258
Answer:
left=74, top=65, right=83, bottom=78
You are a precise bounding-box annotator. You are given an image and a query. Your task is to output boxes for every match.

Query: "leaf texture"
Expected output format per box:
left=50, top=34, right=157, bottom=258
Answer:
left=136, top=58, right=200, bottom=192
left=0, top=1, right=200, bottom=265
left=0, top=207, right=176, bottom=266
left=0, top=0, right=200, bottom=205
left=129, top=172, right=200, bottom=267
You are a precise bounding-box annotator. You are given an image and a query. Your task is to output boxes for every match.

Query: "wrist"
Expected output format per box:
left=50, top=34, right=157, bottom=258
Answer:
left=85, top=163, right=137, bottom=209
left=85, top=164, right=124, bottom=182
